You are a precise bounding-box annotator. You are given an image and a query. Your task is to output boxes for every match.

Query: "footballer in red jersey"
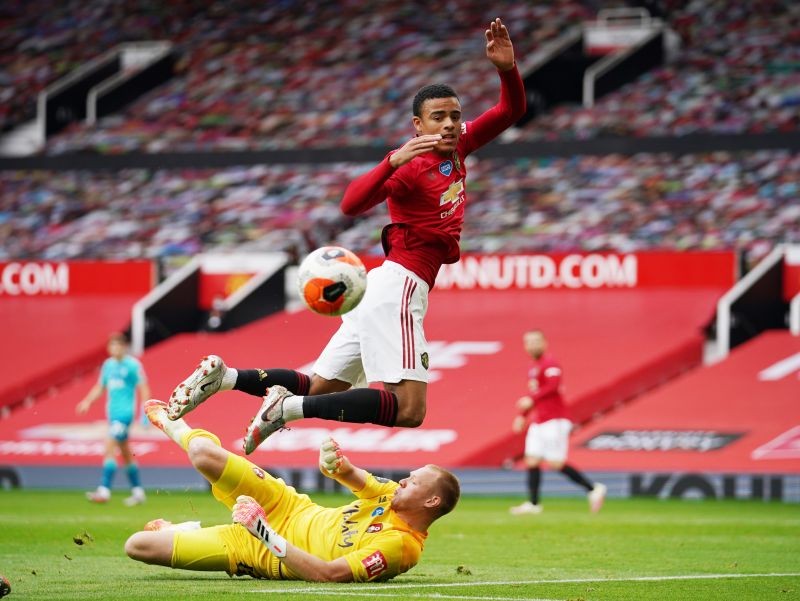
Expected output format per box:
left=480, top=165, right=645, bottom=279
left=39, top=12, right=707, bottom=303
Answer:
left=510, top=330, right=607, bottom=515
left=167, top=18, right=526, bottom=452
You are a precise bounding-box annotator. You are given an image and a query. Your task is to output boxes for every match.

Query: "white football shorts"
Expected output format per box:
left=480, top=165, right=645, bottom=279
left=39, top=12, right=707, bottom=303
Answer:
left=524, top=418, right=573, bottom=462
left=313, top=260, right=430, bottom=387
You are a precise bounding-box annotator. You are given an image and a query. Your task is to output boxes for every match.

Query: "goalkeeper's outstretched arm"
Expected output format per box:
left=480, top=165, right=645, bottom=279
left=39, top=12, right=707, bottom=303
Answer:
left=232, top=495, right=354, bottom=582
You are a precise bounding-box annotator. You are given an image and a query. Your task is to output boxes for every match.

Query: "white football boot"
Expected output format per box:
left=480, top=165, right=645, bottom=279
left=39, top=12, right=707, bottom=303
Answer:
left=588, top=483, right=607, bottom=513
left=86, top=486, right=111, bottom=503
left=509, top=501, right=543, bottom=515
left=168, top=355, right=227, bottom=420
left=242, top=386, right=293, bottom=454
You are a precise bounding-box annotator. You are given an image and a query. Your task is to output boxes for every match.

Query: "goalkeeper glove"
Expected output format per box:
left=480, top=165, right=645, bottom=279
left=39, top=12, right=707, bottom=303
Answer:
left=319, top=437, right=344, bottom=474
left=232, top=495, right=287, bottom=557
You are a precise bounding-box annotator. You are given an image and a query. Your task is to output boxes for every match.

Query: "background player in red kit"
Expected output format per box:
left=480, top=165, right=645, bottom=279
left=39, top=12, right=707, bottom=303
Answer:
left=510, top=330, right=607, bottom=515
left=167, top=17, right=527, bottom=454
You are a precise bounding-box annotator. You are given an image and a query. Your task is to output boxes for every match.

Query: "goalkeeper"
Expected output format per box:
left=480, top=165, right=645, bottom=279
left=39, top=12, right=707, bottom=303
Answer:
left=125, top=400, right=460, bottom=582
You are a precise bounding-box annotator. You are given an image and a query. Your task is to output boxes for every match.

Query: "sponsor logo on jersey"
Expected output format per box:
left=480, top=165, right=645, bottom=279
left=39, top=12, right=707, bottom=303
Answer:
left=252, top=467, right=265, bottom=479
left=439, top=160, right=453, bottom=176
left=367, top=523, right=383, bottom=533
left=439, top=180, right=464, bottom=206
left=362, top=550, right=389, bottom=579
left=371, top=506, right=385, bottom=517
left=338, top=505, right=359, bottom=548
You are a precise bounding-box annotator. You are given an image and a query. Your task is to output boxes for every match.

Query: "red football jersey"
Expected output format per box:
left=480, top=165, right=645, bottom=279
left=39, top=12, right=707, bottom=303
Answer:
left=527, top=354, right=569, bottom=424
left=340, top=67, right=526, bottom=287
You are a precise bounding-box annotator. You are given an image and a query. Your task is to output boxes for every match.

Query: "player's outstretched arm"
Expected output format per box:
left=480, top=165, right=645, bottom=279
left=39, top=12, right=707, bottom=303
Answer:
left=485, top=17, right=515, bottom=71
left=340, top=133, right=442, bottom=216
left=319, top=437, right=368, bottom=491
left=76, top=383, right=104, bottom=414
left=232, top=495, right=354, bottom=582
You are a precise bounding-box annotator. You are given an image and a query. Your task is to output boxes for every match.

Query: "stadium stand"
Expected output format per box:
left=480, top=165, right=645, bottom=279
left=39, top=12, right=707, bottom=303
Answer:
left=0, top=0, right=213, bottom=134
left=567, top=330, right=800, bottom=474
left=1, top=150, right=797, bottom=264
left=24, top=0, right=591, bottom=154
left=1, top=1, right=798, bottom=498
left=0, top=260, right=152, bottom=411
left=0, top=284, right=728, bottom=475
left=0, top=294, right=142, bottom=412
left=513, top=0, right=800, bottom=141
left=4, top=0, right=795, bottom=152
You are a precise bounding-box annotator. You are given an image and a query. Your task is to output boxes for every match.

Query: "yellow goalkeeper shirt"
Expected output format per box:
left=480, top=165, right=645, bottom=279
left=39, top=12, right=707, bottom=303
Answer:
left=281, top=472, right=426, bottom=581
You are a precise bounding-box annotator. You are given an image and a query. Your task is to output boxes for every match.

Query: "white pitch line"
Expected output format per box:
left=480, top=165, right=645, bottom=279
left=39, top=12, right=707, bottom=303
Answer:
left=251, top=571, right=800, bottom=595
left=249, top=592, right=559, bottom=601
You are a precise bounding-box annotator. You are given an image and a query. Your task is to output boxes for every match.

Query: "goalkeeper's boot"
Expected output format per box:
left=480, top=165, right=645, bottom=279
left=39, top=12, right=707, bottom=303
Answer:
left=509, top=501, right=543, bottom=515
left=86, top=485, right=111, bottom=503
left=588, top=483, right=607, bottom=513
left=243, top=386, right=292, bottom=454
left=144, top=399, right=170, bottom=432
left=168, top=355, right=227, bottom=420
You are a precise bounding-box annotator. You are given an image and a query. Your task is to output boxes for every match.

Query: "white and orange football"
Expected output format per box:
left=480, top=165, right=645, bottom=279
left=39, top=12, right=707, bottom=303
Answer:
left=297, top=246, right=367, bottom=317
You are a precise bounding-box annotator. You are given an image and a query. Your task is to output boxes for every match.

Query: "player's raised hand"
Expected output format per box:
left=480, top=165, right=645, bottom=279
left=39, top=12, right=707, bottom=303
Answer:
left=319, top=437, right=344, bottom=474
left=485, top=17, right=515, bottom=71
left=389, top=134, right=442, bottom=168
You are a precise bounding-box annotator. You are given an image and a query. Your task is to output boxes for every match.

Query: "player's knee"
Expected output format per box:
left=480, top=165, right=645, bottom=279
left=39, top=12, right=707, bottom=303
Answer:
left=124, top=532, right=150, bottom=562
left=395, top=402, right=426, bottom=427
left=186, top=437, right=219, bottom=470
left=309, top=374, right=350, bottom=395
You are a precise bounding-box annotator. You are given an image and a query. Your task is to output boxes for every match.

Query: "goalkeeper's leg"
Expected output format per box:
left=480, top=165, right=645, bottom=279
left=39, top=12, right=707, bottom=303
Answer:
left=146, top=399, right=306, bottom=527
left=145, top=399, right=228, bottom=481
left=125, top=525, right=232, bottom=573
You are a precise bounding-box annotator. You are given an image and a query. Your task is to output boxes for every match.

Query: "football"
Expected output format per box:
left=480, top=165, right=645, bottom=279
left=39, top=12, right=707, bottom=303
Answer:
left=0, top=574, right=10, bottom=598
left=297, top=246, right=367, bottom=316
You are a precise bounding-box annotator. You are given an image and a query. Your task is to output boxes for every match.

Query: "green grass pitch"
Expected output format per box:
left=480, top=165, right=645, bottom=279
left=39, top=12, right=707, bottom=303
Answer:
left=0, top=489, right=798, bottom=600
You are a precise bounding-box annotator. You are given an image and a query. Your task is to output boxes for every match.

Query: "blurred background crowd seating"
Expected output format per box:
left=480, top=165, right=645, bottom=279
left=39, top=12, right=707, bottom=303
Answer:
left=1, top=0, right=797, bottom=266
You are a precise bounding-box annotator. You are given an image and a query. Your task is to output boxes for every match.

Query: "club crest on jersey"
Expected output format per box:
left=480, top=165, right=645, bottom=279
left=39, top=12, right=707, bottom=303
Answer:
left=439, top=160, right=453, bottom=177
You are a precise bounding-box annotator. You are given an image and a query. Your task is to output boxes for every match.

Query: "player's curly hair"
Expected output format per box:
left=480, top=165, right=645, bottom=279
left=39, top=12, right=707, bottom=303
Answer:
left=412, top=84, right=459, bottom=117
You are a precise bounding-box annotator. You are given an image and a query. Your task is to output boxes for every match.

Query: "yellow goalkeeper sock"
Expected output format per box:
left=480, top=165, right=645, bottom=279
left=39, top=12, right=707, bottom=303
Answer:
left=179, top=429, right=221, bottom=451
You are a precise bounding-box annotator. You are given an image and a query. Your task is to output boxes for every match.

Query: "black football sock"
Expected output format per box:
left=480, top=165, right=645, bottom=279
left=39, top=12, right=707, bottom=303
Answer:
left=527, top=467, right=541, bottom=505
left=560, top=464, right=594, bottom=491
left=302, top=388, right=398, bottom=427
left=234, top=369, right=311, bottom=397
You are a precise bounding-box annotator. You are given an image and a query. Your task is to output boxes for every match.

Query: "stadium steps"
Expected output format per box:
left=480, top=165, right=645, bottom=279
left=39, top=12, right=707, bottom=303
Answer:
left=566, top=329, right=800, bottom=474
left=0, top=287, right=727, bottom=472
left=0, top=295, right=140, bottom=412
